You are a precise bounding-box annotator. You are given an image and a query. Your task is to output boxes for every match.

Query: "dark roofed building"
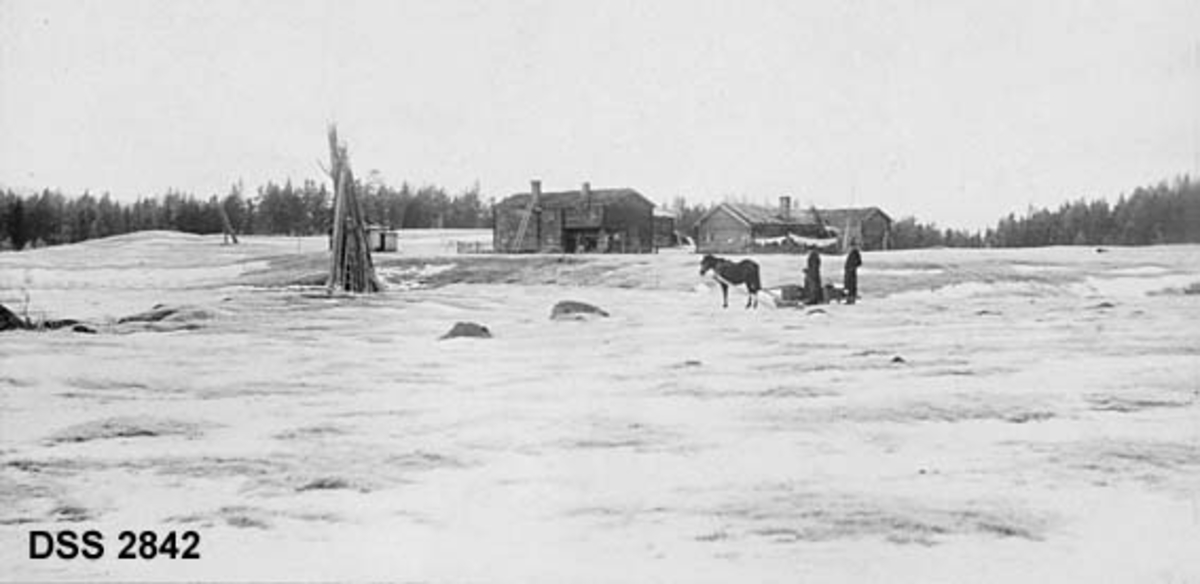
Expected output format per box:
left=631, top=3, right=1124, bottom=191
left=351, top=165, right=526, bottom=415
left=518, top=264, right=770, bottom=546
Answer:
left=695, top=197, right=838, bottom=254
left=695, top=198, right=892, bottom=253
left=493, top=181, right=656, bottom=253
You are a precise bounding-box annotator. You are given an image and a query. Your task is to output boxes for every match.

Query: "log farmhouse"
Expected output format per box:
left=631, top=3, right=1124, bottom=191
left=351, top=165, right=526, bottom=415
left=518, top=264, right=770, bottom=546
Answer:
left=493, top=181, right=656, bottom=253
left=694, top=197, right=892, bottom=254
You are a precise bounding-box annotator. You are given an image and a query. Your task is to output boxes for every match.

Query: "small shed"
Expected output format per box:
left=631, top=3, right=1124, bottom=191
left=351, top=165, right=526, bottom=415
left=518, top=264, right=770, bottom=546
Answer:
left=493, top=181, right=656, bottom=253
left=366, top=226, right=399, bottom=252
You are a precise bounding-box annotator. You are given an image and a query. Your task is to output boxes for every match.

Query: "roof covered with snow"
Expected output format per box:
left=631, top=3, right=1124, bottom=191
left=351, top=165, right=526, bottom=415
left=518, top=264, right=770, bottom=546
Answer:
left=702, top=202, right=821, bottom=228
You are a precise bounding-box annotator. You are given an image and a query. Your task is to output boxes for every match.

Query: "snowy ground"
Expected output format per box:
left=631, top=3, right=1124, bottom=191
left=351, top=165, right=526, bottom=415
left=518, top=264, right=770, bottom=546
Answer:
left=1, top=231, right=1198, bottom=582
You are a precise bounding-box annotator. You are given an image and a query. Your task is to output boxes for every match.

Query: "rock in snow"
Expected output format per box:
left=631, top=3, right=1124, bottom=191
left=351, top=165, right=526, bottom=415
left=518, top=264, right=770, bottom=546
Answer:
left=550, top=300, right=609, bottom=320
left=440, top=321, right=492, bottom=339
left=0, top=303, right=29, bottom=331
left=1, top=303, right=92, bottom=333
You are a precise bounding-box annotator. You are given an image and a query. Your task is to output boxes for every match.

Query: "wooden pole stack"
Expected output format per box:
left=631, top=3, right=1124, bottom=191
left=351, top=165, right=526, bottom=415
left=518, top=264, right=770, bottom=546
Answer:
left=217, top=200, right=239, bottom=245
left=326, top=126, right=382, bottom=293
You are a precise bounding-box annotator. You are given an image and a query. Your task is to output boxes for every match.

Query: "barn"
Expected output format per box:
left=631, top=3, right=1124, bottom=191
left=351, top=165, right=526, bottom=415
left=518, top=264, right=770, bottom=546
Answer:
left=694, top=197, right=838, bottom=254
left=818, top=207, right=893, bottom=251
left=493, top=181, right=656, bottom=254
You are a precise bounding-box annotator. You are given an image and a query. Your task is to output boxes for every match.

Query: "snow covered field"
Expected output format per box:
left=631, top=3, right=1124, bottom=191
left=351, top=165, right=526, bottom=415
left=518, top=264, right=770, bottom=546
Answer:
left=1, top=231, right=1198, bottom=582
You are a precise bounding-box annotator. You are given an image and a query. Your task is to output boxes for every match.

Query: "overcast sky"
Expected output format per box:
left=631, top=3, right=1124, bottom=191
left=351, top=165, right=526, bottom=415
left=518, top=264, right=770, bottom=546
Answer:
left=1, top=0, right=1196, bottom=229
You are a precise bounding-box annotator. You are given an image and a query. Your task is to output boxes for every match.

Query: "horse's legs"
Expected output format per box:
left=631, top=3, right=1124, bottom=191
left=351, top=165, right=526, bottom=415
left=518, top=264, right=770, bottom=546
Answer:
left=748, top=269, right=762, bottom=309
left=721, top=283, right=729, bottom=308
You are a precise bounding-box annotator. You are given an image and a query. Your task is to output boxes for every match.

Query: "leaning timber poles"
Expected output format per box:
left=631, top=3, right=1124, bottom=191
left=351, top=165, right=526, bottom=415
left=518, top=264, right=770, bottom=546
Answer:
left=217, top=200, right=239, bottom=245
left=326, top=126, right=382, bottom=293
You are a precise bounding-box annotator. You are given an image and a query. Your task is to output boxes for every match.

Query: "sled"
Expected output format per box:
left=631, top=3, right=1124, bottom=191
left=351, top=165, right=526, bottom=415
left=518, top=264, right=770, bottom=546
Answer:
left=771, top=283, right=849, bottom=308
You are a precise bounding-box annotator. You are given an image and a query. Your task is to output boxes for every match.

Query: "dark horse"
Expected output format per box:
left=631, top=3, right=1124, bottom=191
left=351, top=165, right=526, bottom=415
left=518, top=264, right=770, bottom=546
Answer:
left=699, top=254, right=761, bottom=309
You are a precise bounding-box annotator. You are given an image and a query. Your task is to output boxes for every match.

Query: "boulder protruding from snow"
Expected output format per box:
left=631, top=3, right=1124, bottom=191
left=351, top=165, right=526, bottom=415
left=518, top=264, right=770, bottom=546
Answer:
left=118, top=304, right=197, bottom=324
left=440, top=321, right=492, bottom=340
left=0, top=304, right=29, bottom=331
left=115, top=304, right=214, bottom=332
left=1, top=304, right=93, bottom=333
left=550, top=301, right=609, bottom=321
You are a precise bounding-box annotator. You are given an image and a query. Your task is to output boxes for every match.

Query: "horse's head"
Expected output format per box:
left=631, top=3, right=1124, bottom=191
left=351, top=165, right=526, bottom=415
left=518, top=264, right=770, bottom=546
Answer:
left=699, top=254, right=718, bottom=276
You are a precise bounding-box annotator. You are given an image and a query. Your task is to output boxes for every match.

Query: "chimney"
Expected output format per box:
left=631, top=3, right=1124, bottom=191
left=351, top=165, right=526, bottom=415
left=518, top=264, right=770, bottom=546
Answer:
left=531, top=179, right=541, bottom=206
left=779, top=196, right=791, bottom=219
left=582, top=181, right=591, bottom=206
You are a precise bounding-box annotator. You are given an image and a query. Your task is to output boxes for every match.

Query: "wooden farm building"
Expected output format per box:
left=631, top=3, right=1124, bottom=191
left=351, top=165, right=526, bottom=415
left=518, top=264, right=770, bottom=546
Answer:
left=695, top=198, right=892, bottom=254
left=695, top=197, right=836, bottom=254
left=494, top=181, right=656, bottom=253
left=653, top=209, right=683, bottom=248
left=818, top=207, right=893, bottom=251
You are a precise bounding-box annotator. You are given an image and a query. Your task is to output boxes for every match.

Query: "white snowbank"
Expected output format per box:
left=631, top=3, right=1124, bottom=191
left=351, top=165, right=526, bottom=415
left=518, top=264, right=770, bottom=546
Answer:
left=376, top=263, right=459, bottom=290
left=1, top=235, right=1199, bottom=582
left=1071, top=274, right=1200, bottom=298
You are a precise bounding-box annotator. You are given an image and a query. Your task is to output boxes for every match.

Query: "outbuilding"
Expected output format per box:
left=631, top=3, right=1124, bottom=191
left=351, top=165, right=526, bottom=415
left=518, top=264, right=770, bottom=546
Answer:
left=818, top=207, right=893, bottom=251
left=366, top=226, right=399, bottom=252
left=653, top=208, right=683, bottom=248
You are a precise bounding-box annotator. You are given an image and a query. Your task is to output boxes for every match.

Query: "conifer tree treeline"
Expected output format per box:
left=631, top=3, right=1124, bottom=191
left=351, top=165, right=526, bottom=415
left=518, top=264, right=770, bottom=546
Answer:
left=888, top=175, right=1199, bottom=249
left=0, top=180, right=490, bottom=250
left=0, top=175, right=1196, bottom=250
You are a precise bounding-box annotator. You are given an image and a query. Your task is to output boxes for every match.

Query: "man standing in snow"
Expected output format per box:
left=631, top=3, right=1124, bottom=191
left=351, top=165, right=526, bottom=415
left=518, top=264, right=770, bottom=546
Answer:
left=844, top=240, right=862, bottom=304
left=804, top=249, right=824, bottom=304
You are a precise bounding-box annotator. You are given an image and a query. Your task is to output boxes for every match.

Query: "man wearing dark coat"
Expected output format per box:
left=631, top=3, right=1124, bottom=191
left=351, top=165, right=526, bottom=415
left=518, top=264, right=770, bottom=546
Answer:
left=844, top=240, right=862, bottom=304
left=804, top=249, right=824, bottom=304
